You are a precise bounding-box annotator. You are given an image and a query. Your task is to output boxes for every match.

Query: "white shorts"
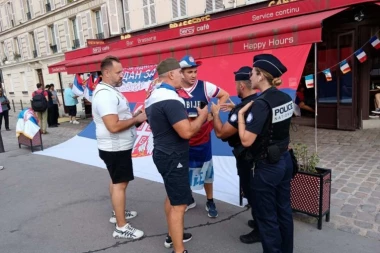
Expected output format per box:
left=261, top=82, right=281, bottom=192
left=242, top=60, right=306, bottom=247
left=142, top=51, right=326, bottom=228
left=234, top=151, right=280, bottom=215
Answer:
left=189, top=160, right=214, bottom=190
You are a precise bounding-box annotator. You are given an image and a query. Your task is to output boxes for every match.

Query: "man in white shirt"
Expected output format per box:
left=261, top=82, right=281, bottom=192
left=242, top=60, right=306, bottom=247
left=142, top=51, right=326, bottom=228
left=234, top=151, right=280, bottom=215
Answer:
left=92, top=56, right=146, bottom=239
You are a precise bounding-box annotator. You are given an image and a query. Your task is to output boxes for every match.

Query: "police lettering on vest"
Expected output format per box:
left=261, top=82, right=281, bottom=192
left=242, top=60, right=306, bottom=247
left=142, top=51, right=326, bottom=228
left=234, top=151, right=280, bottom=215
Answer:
left=246, top=87, right=293, bottom=161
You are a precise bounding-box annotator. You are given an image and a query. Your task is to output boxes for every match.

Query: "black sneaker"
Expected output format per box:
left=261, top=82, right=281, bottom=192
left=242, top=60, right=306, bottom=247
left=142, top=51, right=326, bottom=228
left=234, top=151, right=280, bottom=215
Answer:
left=164, top=233, right=192, bottom=248
left=172, top=251, right=188, bottom=253
left=247, top=220, right=255, bottom=229
left=240, top=230, right=261, bottom=244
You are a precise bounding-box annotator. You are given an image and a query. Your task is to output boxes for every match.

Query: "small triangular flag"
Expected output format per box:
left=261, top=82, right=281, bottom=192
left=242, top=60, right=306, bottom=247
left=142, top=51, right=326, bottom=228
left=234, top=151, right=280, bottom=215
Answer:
left=323, top=69, right=332, bottom=82
left=370, top=36, right=380, bottom=49
left=305, top=74, right=314, bottom=88
left=340, top=60, right=351, bottom=74
left=355, top=49, right=367, bottom=63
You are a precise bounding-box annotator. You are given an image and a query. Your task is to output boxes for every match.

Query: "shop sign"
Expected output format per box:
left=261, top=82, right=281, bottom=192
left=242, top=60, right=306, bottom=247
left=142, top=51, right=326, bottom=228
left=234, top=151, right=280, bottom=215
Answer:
left=87, top=39, right=105, bottom=46
left=169, top=15, right=211, bottom=29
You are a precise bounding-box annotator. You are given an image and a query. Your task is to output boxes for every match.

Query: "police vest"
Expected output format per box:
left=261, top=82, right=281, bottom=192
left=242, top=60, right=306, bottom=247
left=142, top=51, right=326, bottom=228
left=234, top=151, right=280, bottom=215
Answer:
left=248, top=87, right=293, bottom=160
left=183, top=80, right=208, bottom=117
left=224, top=94, right=258, bottom=148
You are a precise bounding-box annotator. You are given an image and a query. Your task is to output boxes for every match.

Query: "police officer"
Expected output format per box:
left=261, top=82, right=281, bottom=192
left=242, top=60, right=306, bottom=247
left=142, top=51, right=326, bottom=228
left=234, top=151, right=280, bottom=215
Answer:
left=211, top=66, right=260, bottom=244
left=237, top=54, right=294, bottom=253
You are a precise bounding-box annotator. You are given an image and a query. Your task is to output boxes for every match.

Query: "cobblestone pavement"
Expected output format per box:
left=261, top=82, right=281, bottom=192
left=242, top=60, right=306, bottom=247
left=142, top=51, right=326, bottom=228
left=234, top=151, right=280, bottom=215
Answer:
left=1, top=111, right=380, bottom=240
left=290, top=123, right=380, bottom=240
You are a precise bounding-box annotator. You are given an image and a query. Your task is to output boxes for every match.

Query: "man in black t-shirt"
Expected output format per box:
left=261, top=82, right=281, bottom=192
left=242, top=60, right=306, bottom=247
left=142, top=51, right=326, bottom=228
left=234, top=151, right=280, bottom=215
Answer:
left=145, top=58, right=208, bottom=253
left=45, top=84, right=57, bottom=127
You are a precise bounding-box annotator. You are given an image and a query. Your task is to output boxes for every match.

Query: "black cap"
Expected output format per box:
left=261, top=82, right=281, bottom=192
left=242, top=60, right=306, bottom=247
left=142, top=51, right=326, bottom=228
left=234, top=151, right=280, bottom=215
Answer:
left=253, top=54, right=287, bottom=78
left=234, top=66, right=252, bottom=81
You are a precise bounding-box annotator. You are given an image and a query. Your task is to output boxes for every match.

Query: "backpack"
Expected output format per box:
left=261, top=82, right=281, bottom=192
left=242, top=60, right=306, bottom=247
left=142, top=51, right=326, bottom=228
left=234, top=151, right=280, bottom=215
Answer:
left=31, top=91, right=48, bottom=112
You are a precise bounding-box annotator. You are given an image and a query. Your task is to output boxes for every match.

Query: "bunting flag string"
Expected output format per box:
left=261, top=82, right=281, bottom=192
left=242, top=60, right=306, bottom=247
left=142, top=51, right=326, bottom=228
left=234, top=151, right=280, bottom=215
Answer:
left=300, top=30, right=380, bottom=87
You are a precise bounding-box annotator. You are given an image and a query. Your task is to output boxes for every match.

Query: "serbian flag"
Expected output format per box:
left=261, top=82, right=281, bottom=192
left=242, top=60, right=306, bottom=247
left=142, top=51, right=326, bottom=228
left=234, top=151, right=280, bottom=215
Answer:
left=323, top=69, right=332, bottom=81
left=340, top=60, right=351, bottom=74
left=355, top=49, right=367, bottom=63
left=16, top=108, right=40, bottom=139
left=370, top=36, right=380, bottom=49
left=72, top=74, right=85, bottom=96
left=304, top=74, right=314, bottom=89
left=84, top=74, right=101, bottom=102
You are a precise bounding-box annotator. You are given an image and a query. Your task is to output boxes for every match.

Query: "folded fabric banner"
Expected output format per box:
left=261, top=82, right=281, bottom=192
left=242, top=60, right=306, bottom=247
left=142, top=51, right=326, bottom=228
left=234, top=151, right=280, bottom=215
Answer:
left=84, top=73, right=100, bottom=102
left=16, top=108, right=40, bottom=139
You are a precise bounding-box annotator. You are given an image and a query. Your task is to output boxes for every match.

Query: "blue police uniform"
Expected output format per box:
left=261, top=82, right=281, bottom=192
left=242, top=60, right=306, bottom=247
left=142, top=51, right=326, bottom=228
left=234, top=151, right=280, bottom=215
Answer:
left=244, top=54, right=294, bottom=253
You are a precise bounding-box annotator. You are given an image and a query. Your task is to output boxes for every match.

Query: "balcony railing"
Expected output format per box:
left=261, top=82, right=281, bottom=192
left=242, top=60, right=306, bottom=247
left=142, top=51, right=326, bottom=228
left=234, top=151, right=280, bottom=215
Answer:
left=46, top=3, right=51, bottom=12
left=72, top=39, right=80, bottom=49
left=26, top=12, right=31, bottom=20
left=33, top=50, right=37, bottom=58
left=50, top=44, right=58, bottom=53
left=96, top=33, right=104, bottom=39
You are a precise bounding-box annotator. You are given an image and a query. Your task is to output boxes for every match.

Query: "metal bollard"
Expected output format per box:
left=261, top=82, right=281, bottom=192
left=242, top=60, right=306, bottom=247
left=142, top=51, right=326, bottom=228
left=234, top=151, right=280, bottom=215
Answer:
left=20, top=100, right=23, bottom=110
left=12, top=100, right=15, bottom=112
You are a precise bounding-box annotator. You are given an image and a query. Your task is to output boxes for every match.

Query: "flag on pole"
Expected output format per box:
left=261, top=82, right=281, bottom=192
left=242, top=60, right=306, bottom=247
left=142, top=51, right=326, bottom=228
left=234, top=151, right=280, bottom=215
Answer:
left=370, top=36, right=380, bottom=49
left=340, top=60, right=351, bottom=74
left=304, top=74, right=314, bottom=88
left=72, top=74, right=85, bottom=96
left=323, top=69, right=332, bottom=81
left=355, top=49, right=367, bottom=63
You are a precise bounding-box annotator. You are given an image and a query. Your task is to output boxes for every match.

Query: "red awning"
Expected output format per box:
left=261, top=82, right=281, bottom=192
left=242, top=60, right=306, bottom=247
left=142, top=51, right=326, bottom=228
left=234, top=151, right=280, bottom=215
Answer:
left=66, top=8, right=345, bottom=74
left=48, top=59, right=74, bottom=74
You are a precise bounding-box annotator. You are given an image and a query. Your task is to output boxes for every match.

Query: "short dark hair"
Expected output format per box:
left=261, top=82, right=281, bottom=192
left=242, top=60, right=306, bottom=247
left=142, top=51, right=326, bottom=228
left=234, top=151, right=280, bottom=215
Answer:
left=45, top=84, right=51, bottom=89
left=50, top=83, right=54, bottom=87
left=101, top=56, right=120, bottom=73
left=36, top=83, right=42, bottom=89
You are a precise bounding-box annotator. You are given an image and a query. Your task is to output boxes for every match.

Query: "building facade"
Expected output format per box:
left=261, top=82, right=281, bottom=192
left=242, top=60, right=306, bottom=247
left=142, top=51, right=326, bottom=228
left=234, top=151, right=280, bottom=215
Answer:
left=0, top=0, right=268, bottom=114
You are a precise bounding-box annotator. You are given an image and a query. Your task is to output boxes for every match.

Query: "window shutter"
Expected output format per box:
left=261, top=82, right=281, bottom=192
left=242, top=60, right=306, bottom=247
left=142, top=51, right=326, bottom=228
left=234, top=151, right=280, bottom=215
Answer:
left=123, top=0, right=130, bottom=31
left=107, top=0, right=120, bottom=35
left=76, top=14, right=84, bottom=47
left=150, top=4, right=156, bottom=24
left=38, top=0, right=44, bottom=15
left=61, top=0, right=66, bottom=6
left=17, top=36, right=24, bottom=60
left=44, top=27, right=50, bottom=55
left=4, top=4, right=10, bottom=28
left=27, top=33, right=32, bottom=58
left=86, top=11, right=94, bottom=39
left=101, top=4, right=110, bottom=38
left=206, top=0, right=213, bottom=12
left=63, top=19, right=71, bottom=51
left=215, top=0, right=223, bottom=10
left=9, top=2, right=15, bottom=25
left=172, top=0, right=178, bottom=19
left=143, top=6, right=149, bottom=26
left=51, top=0, right=56, bottom=10
left=180, top=0, right=186, bottom=17
left=54, top=23, right=61, bottom=52
left=19, top=0, right=25, bottom=22
left=34, top=29, right=40, bottom=56
left=30, top=0, right=34, bottom=18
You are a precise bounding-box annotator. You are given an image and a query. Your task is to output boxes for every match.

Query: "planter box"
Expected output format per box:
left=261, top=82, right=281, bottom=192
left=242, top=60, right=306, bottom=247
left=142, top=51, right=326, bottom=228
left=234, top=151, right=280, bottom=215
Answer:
left=18, top=132, right=44, bottom=152
left=290, top=167, right=331, bottom=230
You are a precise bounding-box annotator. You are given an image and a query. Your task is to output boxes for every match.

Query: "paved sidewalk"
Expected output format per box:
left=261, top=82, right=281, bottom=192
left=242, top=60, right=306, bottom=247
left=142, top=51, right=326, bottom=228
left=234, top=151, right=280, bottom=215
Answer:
left=290, top=124, right=380, bottom=240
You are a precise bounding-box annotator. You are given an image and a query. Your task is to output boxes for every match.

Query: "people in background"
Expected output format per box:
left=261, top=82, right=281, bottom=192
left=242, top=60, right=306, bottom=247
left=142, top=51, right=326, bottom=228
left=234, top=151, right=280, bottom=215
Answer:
left=50, top=84, right=61, bottom=126
left=45, top=84, right=57, bottom=128
left=64, top=83, right=79, bottom=124
left=295, top=83, right=315, bottom=114
left=31, top=83, right=49, bottom=134
left=92, top=56, right=146, bottom=240
left=0, top=88, right=10, bottom=131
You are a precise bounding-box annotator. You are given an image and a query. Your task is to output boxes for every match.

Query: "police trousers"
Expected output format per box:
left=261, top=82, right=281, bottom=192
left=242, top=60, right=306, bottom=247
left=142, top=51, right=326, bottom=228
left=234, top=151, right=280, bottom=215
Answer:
left=251, top=151, right=294, bottom=253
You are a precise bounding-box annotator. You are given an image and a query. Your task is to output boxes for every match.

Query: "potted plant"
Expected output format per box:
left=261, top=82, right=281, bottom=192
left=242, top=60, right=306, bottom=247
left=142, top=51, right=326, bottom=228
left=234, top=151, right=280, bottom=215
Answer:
left=290, top=143, right=331, bottom=230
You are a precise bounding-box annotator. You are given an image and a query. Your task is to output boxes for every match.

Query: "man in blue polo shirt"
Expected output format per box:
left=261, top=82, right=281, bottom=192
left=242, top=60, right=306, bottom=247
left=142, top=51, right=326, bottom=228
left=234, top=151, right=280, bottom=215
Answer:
left=145, top=58, right=208, bottom=253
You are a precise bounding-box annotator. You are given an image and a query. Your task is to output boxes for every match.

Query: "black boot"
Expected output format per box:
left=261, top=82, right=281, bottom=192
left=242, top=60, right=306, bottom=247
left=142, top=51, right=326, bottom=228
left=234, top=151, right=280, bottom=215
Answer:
left=240, top=230, right=261, bottom=244
left=247, top=220, right=255, bottom=229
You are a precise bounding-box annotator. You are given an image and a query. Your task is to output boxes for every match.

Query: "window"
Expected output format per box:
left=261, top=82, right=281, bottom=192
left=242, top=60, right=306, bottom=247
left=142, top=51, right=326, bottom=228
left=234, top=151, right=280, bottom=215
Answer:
left=49, top=25, right=58, bottom=53
left=172, top=0, right=186, bottom=19
left=14, top=38, right=22, bottom=60
left=71, top=18, right=79, bottom=49
left=50, top=26, right=56, bottom=45
left=121, top=0, right=131, bottom=32
left=26, top=0, right=32, bottom=20
left=143, top=0, right=156, bottom=26
left=95, top=10, right=104, bottom=38
left=7, top=2, right=15, bottom=27
left=1, top=42, right=7, bottom=60
left=205, top=0, right=224, bottom=13
left=30, top=32, right=37, bottom=58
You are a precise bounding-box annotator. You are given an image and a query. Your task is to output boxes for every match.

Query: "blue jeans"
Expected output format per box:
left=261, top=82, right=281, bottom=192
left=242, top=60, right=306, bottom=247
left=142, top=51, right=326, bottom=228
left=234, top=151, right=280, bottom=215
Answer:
left=251, top=151, right=294, bottom=253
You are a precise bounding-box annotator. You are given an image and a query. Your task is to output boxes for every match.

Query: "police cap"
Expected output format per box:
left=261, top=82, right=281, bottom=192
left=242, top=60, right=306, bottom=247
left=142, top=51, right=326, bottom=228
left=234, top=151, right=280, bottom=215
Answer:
left=252, top=54, right=287, bottom=78
left=234, top=66, right=252, bottom=81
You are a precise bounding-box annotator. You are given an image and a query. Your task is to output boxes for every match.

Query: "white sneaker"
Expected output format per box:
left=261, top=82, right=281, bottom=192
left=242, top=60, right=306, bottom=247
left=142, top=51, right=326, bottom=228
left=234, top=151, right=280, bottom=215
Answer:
left=109, top=210, right=137, bottom=224
left=185, top=200, right=196, bottom=212
left=113, top=223, right=144, bottom=239
left=69, top=120, right=73, bottom=124
left=72, top=120, right=79, bottom=124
